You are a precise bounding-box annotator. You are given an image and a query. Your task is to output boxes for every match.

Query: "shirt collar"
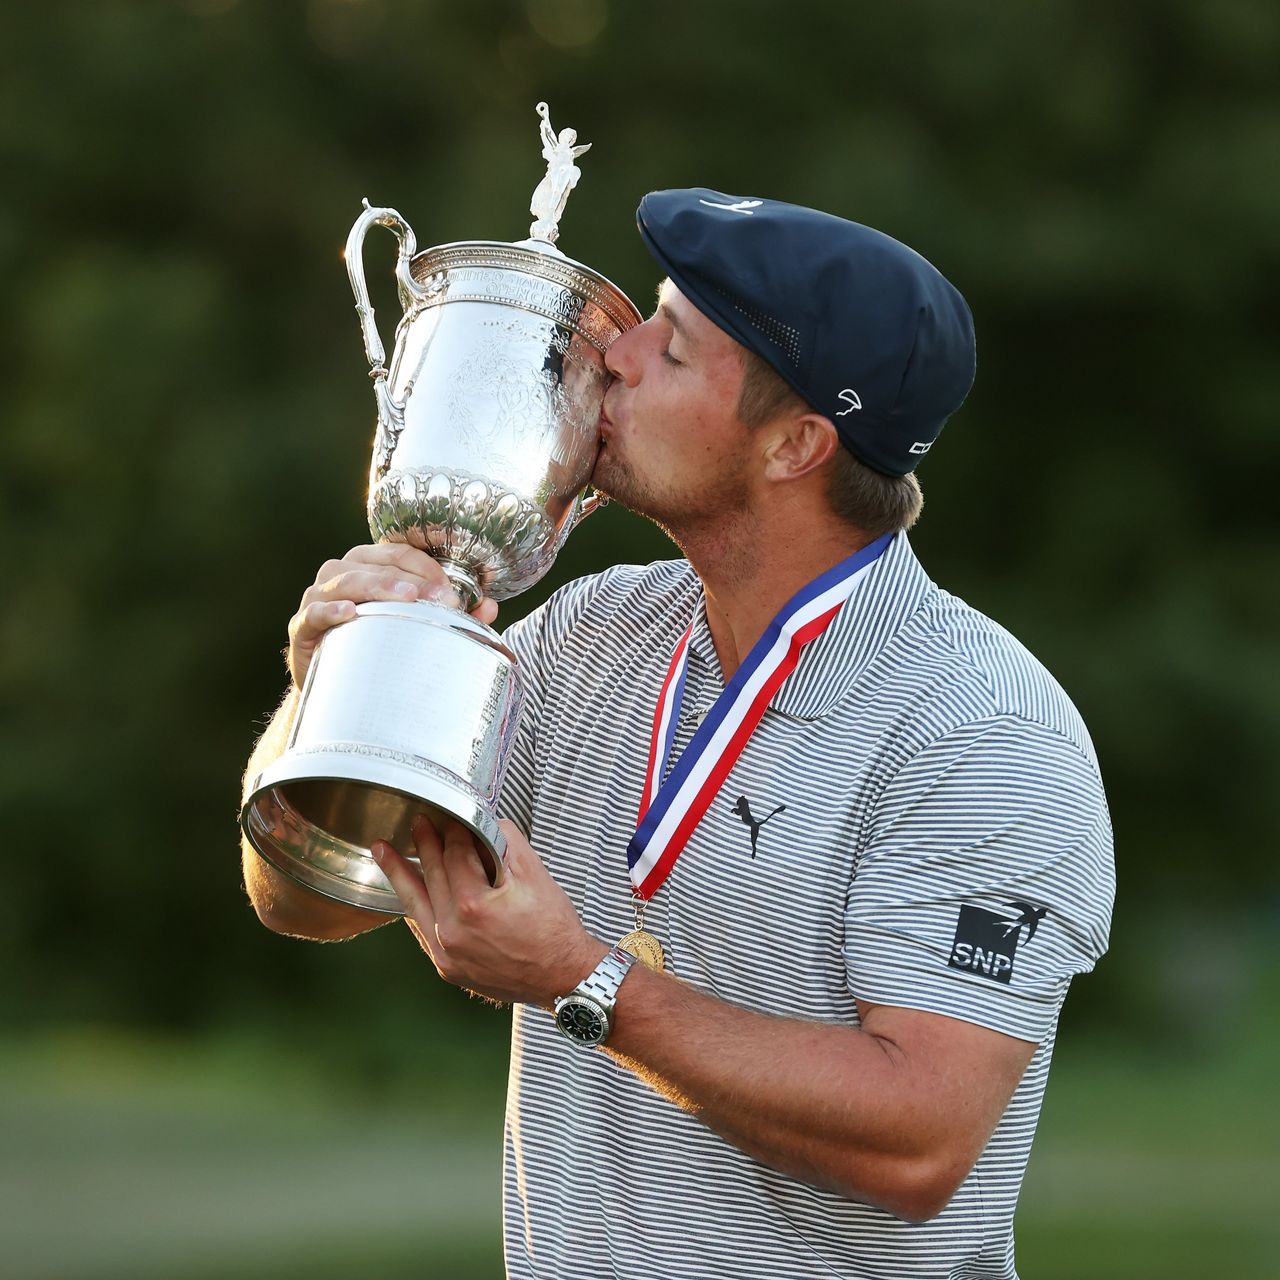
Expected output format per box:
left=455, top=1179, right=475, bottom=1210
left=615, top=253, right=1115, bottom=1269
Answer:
left=684, top=531, right=933, bottom=721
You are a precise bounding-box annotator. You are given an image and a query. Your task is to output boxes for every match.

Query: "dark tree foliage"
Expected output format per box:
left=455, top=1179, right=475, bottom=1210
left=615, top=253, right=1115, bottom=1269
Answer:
left=1, top=0, right=1276, bottom=1060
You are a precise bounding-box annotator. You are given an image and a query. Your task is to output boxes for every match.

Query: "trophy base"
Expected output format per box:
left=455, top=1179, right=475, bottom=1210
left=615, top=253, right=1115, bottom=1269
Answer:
left=239, top=599, right=521, bottom=915
left=242, top=762, right=505, bottom=915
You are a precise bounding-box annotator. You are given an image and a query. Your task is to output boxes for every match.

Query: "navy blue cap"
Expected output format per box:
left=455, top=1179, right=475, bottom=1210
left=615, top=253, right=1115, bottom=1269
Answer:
left=636, top=188, right=976, bottom=477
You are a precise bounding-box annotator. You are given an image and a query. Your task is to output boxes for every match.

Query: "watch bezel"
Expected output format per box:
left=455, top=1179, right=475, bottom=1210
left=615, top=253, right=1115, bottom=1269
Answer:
left=554, top=993, right=611, bottom=1047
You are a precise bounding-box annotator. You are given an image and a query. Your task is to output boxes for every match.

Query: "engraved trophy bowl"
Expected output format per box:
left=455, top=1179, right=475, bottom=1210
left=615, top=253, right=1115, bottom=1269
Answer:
left=241, top=104, right=641, bottom=913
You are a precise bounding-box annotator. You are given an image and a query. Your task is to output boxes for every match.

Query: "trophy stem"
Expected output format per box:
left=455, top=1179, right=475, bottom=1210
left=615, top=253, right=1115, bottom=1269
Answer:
left=438, top=560, right=482, bottom=614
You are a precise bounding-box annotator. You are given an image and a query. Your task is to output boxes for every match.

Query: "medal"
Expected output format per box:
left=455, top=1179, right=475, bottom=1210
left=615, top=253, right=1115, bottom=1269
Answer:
left=617, top=901, right=665, bottom=971
left=623, top=535, right=894, bottom=955
left=617, top=930, right=665, bottom=971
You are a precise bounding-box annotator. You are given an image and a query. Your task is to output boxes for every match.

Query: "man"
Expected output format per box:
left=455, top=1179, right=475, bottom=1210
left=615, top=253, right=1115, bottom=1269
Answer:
left=243, top=189, right=1115, bottom=1279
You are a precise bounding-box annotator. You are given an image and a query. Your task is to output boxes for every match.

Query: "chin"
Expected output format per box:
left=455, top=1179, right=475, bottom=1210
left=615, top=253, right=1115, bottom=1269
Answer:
left=590, top=453, right=630, bottom=503
left=592, top=452, right=694, bottom=530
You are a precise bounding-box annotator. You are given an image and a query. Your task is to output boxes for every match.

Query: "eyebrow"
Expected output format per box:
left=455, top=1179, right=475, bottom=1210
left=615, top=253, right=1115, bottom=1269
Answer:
left=657, top=297, right=697, bottom=347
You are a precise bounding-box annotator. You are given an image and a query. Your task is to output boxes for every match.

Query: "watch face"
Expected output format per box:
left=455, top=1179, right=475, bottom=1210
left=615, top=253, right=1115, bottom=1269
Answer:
left=557, top=997, right=606, bottom=1045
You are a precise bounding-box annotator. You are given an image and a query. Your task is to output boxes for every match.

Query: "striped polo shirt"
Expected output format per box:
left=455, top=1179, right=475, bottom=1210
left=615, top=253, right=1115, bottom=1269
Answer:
left=497, top=531, right=1114, bottom=1280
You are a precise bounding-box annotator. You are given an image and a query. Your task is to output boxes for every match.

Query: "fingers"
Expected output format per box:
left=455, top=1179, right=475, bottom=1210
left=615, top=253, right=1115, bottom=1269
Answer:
left=287, top=543, right=499, bottom=688
left=471, top=596, right=500, bottom=627
left=288, top=597, right=357, bottom=651
left=310, top=545, right=498, bottom=620
left=412, top=817, right=494, bottom=951
left=439, top=819, right=492, bottom=893
left=413, top=816, right=489, bottom=902
left=371, top=838, right=441, bottom=954
left=311, top=545, right=461, bottom=607
left=411, top=814, right=453, bottom=908
left=304, top=567, right=454, bottom=611
left=325, top=542, right=457, bottom=586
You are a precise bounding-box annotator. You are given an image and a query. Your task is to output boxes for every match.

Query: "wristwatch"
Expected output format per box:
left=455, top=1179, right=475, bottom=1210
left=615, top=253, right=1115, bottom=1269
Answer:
left=553, top=945, right=636, bottom=1048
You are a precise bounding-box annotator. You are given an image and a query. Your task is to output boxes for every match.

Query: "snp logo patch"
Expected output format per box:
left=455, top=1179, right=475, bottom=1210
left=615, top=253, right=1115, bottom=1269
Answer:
left=948, top=902, right=1048, bottom=985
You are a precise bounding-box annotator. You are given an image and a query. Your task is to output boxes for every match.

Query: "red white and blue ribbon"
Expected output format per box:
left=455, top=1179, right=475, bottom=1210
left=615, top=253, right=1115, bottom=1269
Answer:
left=627, top=533, right=893, bottom=901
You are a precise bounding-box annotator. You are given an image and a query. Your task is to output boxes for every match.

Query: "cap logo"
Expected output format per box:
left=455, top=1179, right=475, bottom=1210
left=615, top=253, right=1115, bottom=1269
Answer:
left=698, top=198, right=763, bottom=216
left=836, top=389, right=863, bottom=415
left=909, top=441, right=933, bottom=454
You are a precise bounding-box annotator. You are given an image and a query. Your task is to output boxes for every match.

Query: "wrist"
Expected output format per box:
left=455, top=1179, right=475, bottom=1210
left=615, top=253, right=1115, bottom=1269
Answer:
left=543, top=935, right=610, bottom=1011
left=552, top=944, right=637, bottom=1049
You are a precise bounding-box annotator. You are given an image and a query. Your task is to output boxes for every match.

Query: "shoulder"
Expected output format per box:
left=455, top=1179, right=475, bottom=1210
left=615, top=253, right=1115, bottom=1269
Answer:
left=886, top=584, right=1099, bottom=769
left=502, top=559, right=697, bottom=660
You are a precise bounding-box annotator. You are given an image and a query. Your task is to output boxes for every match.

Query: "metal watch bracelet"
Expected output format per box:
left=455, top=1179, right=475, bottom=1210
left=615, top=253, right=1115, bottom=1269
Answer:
left=575, top=945, right=636, bottom=1005
left=553, top=945, right=636, bottom=1048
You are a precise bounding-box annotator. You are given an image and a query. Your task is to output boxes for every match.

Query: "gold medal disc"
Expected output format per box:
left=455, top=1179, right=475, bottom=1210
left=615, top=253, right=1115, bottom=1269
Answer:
left=618, top=929, right=665, bottom=972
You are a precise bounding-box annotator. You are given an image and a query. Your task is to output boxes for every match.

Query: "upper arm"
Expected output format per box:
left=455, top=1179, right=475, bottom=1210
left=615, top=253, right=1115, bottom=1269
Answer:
left=854, top=998, right=1036, bottom=1189
left=846, top=716, right=1115, bottom=1044
left=840, top=716, right=1113, bottom=1212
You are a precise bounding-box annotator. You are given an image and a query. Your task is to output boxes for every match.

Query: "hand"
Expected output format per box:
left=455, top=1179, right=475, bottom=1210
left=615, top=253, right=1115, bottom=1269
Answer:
left=286, top=543, right=499, bottom=688
left=372, top=816, right=608, bottom=1009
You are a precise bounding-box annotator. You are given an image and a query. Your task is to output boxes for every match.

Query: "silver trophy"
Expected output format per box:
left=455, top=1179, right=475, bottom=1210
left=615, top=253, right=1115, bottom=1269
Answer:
left=241, top=104, right=640, bottom=911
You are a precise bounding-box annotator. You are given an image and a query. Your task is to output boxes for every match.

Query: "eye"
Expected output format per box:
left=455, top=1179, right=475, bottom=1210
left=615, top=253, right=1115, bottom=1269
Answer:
left=661, top=346, right=682, bottom=366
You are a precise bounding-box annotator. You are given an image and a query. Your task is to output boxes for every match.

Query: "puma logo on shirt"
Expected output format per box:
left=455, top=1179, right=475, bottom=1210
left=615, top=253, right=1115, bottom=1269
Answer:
left=731, top=795, right=787, bottom=858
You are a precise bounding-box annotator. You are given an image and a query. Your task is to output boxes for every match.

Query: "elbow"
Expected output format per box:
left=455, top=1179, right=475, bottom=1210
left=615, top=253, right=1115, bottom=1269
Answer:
left=249, top=894, right=310, bottom=939
left=829, top=1152, right=968, bottom=1224
left=883, top=1188, right=956, bottom=1226
left=248, top=892, right=374, bottom=942
left=247, top=886, right=312, bottom=939
left=243, top=850, right=384, bottom=942
left=876, top=1156, right=970, bottom=1224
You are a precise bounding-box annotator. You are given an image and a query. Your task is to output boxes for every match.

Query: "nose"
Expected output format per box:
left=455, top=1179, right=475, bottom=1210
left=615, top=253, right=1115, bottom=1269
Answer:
left=604, top=321, right=643, bottom=386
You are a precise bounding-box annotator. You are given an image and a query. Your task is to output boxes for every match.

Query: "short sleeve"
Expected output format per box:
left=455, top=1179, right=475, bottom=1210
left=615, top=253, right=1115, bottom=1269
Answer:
left=496, top=567, right=634, bottom=837
left=844, top=716, right=1115, bottom=1043
left=494, top=605, right=549, bottom=839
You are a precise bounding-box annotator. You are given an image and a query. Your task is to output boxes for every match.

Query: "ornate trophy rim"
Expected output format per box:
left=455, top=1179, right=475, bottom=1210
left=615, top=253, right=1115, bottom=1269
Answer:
left=409, top=239, right=642, bottom=340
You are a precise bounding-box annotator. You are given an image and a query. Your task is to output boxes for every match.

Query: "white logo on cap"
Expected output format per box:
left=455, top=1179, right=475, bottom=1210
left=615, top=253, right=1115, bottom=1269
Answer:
left=909, top=441, right=933, bottom=455
left=836, top=389, right=863, bottom=416
left=698, top=199, right=763, bottom=215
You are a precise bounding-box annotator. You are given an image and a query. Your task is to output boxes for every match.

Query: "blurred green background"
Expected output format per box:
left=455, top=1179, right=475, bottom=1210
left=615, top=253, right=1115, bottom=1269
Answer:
left=2, top=1, right=1277, bottom=1276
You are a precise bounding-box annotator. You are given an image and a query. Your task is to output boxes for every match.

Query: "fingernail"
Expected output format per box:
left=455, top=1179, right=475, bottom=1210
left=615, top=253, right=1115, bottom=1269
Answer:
left=370, top=843, right=386, bottom=864
left=425, top=585, right=462, bottom=607
left=392, top=581, right=417, bottom=597
left=334, top=601, right=357, bottom=618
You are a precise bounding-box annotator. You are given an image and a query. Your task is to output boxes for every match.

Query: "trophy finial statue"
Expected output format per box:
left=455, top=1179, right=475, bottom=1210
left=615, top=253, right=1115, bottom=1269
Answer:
left=528, top=101, right=592, bottom=245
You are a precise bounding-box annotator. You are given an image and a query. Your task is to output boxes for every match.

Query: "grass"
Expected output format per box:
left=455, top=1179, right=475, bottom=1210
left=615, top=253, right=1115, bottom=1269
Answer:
left=2, top=999, right=1276, bottom=1279
left=1015, top=982, right=1279, bottom=1278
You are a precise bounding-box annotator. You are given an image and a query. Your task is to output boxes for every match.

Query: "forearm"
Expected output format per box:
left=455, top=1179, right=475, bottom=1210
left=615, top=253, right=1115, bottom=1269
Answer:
left=362, top=820, right=1027, bottom=1219
left=240, top=688, right=392, bottom=941
left=603, top=965, right=976, bottom=1220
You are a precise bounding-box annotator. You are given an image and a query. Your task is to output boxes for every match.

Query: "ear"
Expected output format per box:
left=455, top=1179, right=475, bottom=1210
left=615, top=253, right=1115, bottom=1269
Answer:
left=761, top=413, right=841, bottom=484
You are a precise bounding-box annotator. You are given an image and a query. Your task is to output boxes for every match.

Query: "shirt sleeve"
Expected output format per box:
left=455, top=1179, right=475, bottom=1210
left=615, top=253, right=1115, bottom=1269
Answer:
left=493, top=608, right=544, bottom=840
left=844, top=715, right=1115, bottom=1043
left=496, top=568, right=624, bottom=837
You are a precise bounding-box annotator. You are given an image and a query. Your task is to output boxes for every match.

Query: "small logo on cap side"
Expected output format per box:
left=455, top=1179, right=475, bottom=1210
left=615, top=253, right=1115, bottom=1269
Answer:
left=908, top=441, right=933, bottom=455
left=836, top=389, right=863, bottom=416
left=698, top=199, right=763, bottom=215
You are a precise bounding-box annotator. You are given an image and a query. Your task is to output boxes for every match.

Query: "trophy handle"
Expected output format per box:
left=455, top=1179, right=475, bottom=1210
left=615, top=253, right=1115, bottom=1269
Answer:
left=346, top=200, right=438, bottom=465
left=345, top=199, right=431, bottom=370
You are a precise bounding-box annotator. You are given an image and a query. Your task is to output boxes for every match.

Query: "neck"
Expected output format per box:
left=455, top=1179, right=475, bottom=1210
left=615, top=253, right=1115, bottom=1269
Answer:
left=671, top=506, right=878, bottom=682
